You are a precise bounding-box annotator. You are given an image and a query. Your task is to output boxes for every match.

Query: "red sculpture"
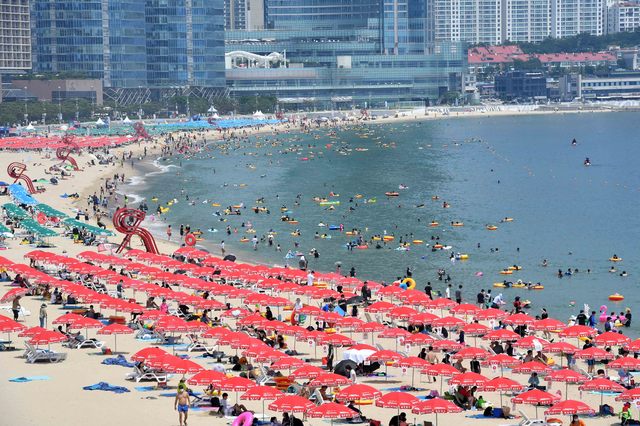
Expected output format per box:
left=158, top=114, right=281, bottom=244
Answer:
left=112, top=207, right=159, bottom=254
left=207, top=117, right=217, bottom=126
left=134, top=122, right=149, bottom=140
left=7, top=162, right=40, bottom=194
left=276, top=111, right=285, bottom=120
left=56, top=134, right=80, bottom=170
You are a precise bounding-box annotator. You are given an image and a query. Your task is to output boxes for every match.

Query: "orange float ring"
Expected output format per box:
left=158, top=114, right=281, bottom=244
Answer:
left=185, top=233, right=197, bottom=246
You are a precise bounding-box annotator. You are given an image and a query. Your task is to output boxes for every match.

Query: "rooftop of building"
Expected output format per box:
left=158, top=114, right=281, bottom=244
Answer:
left=468, top=46, right=617, bottom=65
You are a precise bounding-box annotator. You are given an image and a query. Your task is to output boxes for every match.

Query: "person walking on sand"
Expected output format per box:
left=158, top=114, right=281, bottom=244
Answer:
left=12, top=296, right=21, bottom=321
left=174, top=388, right=190, bottom=426
left=39, top=303, right=47, bottom=328
left=166, top=225, right=172, bottom=241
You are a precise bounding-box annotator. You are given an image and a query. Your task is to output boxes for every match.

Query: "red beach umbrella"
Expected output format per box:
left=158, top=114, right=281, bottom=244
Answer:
left=96, top=323, right=133, bottom=353
left=616, top=388, right=640, bottom=402
left=483, top=354, right=522, bottom=368
left=187, top=370, right=226, bottom=386
left=483, top=329, right=520, bottom=342
left=451, top=346, right=490, bottom=360
left=411, top=398, right=462, bottom=426
left=375, top=392, right=419, bottom=409
left=511, top=361, right=552, bottom=375
left=430, top=339, right=463, bottom=351
left=29, top=330, right=67, bottom=346
left=335, top=384, right=382, bottom=402
left=131, top=347, right=168, bottom=361
left=544, top=400, right=595, bottom=416
left=430, top=298, right=456, bottom=310
left=462, top=323, right=490, bottom=336
left=0, top=287, right=28, bottom=303
left=474, top=308, right=508, bottom=321
left=450, top=372, right=488, bottom=387
left=593, top=331, right=631, bottom=347
left=408, top=312, right=439, bottom=325
left=388, top=306, right=418, bottom=320
left=431, top=316, right=465, bottom=329
left=609, top=356, right=640, bottom=370
left=307, top=402, right=357, bottom=423
left=573, top=346, right=614, bottom=361
left=290, top=365, right=324, bottom=379
left=268, top=395, right=315, bottom=413
left=503, top=313, right=535, bottom=326
left=365, top=301, right=396, bottom=313
left=545, top=369, right=587, bottom=399
left=579, top=378, right=626, bottom=407
left=513, top=335, right=549, bottom=349
left=218, top=376, right=256, bottom=392
left=450, top=303, right=480, bottom=316
left=559, top=325, right=597, bottom=338
left=529, top=318, right=567, bottom=332
left=241, top=385, right=284, bottom=415
left=270, top=357, right=305, bottom=371
left=309, top=373, right=350, bottom=387
left=512, top=389, right=560, bottom=417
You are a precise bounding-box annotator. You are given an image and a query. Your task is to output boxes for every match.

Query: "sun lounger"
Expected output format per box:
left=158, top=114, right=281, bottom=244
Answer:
left=499, top=410, right=545, bottom=426
left=126, top=365, right=168, bottom=383
left=24, top=343, right=67, bottom=363
left=186, top=334, right=208, bottom=352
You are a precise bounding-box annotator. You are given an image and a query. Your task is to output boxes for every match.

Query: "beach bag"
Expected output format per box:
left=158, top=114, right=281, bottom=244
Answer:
left=483, top=407, right=494, bottom=417
left=211, top=396, right=220, bottom=407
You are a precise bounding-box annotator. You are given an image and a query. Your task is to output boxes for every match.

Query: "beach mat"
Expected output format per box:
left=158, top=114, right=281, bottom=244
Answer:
left=83, top=382, right=130, bottom=394
left=9, top=376, right=51, bottom=383
left=135, top=386, right=157, bottom=392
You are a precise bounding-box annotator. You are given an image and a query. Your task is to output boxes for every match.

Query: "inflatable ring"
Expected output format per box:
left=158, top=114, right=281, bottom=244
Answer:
left=546, top=418, right=562, bottom=426
left=354, top=399, right=373, bottom=405
left=402, top=278, right=416, bottom=290
left=184, top=233, right=197, bottom=246
left=609, top=257, right=622, bottom=262
left=609, top=293, right=625, bottom=301
left=232, top=411, right=254, bottom=426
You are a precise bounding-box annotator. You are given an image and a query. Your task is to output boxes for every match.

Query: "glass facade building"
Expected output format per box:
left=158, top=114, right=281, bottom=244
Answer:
left=31, top=0, right=224, bottom=89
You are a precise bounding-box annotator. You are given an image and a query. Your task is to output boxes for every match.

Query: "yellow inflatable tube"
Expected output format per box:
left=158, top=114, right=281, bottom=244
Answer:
left=402, top=278, right=416, bottom=290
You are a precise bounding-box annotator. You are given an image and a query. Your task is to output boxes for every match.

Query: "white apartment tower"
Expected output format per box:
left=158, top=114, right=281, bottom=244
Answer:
left=607, top=2, right=640, bottom=33
left=433, top=0, right=502, bottom=44
left=0, top=0, right=30, bottom=71
left=430, top=0, right=604, bottom=43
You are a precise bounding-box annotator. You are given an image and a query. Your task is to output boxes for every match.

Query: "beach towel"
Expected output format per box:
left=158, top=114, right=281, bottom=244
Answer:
left=9, top=376, right=50, bottom=383
left=102, top=355, right=135, bottom=368
left=83, top=382, right=130, bottom=394
left=135, top=386, right=157, bottom=392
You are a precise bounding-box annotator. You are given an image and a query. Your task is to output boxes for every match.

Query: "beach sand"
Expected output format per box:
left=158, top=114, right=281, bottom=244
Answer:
left=0, top=112, right=628, bottom=426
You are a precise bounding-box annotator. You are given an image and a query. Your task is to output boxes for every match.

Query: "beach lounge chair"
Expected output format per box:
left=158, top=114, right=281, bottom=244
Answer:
left=186, top=334, right=208, bottom=352
left=24, top=343, right=67, bottom=363
left=499, top=410, right=545, bottom=426
left=126, top=365, right=167, bottom=383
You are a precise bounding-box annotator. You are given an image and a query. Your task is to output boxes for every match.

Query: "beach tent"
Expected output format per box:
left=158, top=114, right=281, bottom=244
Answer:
left=253, top=111, right=265, bottom=118
left=95, top=118, right=105, bottom=126
left=208, top=106, right=218, bottom=113
left=123, top=117, right=132, bottom=124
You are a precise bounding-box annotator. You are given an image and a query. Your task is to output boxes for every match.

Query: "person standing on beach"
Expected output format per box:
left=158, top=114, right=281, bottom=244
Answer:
left=174, top=388, right=190, bottom=426
left=220, top=240, right=225, bottom=255
left=166, top=225, right=172, bottom=241
left=11, top=296, right=21, bottom=321
left=39, top=303, right=47, bottom=328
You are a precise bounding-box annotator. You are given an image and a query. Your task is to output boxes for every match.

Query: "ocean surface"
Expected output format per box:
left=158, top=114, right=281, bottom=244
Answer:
left=126, top=112, right=640, bottom=333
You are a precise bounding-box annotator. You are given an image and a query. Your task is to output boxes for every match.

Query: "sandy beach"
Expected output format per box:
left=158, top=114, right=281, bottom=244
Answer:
left=0, top=109, right=634, bottom=426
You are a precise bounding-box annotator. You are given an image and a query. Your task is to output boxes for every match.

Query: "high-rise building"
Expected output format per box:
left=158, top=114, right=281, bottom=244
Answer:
left=30, top=0, right=225, bottom=90
left=225, top=0, right=466, bottom=108
left=502, top=0, right=552, bottom=42
left=430, top=0, right=604, bottom=43
left=551, top=0, right=603, bottom=38
left=431, top=0, right=502, bottom=44
left=144, top=0, right=225, bottom=88
left=607, top=1, right=640, bottom=33
left=225, top=0, right=264, bottom=30
left=0, top=0, right=31, bottom=72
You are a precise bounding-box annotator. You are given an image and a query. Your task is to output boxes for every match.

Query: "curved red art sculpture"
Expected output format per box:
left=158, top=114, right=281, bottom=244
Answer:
left=134, top=122, right=149, bottom=140
left=7, top=162, right=40, bottom=194
left=55, top=134, right=80, bottom=170
left=112, top=207, right=159, bottom=254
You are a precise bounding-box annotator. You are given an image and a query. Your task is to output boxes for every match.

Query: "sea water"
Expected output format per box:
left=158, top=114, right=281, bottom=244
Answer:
left=128, top=112, right=640, bottom=332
